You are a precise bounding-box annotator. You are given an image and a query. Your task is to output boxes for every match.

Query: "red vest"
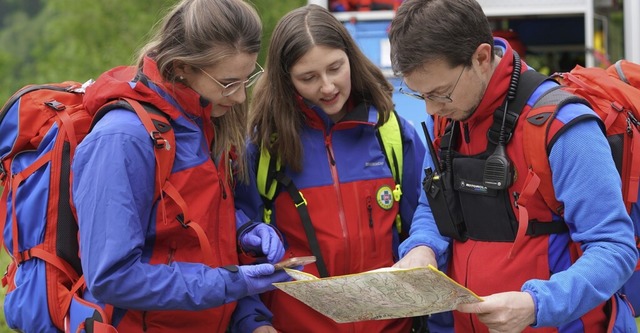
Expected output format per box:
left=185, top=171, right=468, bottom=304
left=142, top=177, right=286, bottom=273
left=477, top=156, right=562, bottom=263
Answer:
left=433, top=48, right=608, bottom=332
left=85, top=61, right=239, bottom=333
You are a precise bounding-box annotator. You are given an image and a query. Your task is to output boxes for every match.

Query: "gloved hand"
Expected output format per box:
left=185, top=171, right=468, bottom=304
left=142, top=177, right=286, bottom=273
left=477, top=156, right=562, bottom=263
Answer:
left=239, top=223, right=285, bottom=264
left=238, top=263, right=292, bottom=295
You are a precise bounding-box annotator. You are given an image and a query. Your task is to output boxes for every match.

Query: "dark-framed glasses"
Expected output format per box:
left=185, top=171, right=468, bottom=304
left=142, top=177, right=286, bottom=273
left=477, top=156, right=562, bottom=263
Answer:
left=399, top=66, right=466, bottom=103
left=199, top=62, right=264, bottom=97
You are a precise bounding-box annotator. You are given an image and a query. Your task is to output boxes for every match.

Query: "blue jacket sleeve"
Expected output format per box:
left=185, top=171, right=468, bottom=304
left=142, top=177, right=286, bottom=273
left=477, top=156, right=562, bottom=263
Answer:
left=398, top=119, right=451, bottom=270
left=397, top=115, right=427, bottom=234
left=231, top=143, right=281, bottom=332
left=229, top=295, right=274, bottom=333
left=521, top=107, right=639, bottom=327
left=72, top=110, right=251, bottom=310
left=234, top=143, right=267, bottom=223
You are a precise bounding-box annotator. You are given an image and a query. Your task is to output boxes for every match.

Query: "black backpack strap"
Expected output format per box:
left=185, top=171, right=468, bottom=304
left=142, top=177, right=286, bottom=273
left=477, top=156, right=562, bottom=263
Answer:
left=487, top=69, right=549, bottom=145
left=274, top=170, right=330, bottom=278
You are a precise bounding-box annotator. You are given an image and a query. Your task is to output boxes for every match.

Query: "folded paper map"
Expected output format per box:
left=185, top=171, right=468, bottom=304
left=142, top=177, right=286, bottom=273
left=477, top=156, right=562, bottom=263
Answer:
left=273, top=265, right=482, bottom=323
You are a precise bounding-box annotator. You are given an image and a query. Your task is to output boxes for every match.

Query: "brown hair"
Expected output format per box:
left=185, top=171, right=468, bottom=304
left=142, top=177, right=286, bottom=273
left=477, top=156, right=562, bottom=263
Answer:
left=389, top=0, right=493, bottom=76
left=137, top=0, right=261, bottom=181
left=248, top=4, right=393, bottom=172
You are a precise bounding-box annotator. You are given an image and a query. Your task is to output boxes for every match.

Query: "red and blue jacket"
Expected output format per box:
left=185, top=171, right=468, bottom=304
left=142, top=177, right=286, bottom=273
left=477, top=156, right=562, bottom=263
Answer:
left=73, top=57, right=259, bottom=332
left=233, top=98, right=426, bottom=332
left=401, top=39, right=639, bottom=332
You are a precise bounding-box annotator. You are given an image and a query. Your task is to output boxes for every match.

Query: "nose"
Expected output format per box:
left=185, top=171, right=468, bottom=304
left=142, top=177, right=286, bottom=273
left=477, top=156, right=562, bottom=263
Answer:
left=227, top=87, right=247, bottom=104
left=319, top=75, right=335, bottom=94
left=424, top=100, right=443, bottom=116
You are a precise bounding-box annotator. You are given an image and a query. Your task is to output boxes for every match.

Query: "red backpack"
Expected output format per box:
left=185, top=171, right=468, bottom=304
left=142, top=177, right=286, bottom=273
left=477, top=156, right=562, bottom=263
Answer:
left=0, top=81, right=176, bottom=332
left=521, top=60, right=640, bottom=317
left=329, top=0, right=402, bottom=11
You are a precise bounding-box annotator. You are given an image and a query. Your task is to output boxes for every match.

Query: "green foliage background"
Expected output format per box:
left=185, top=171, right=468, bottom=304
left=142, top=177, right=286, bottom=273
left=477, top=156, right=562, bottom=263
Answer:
left=0, top=0, right=304, bottom=330
left=0, top=0, right=305, bottom=102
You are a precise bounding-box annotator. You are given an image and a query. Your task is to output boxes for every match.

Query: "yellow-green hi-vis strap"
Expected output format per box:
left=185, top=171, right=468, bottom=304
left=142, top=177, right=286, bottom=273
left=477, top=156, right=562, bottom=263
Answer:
left=257, top=146, right=280, bottom=224
left=378, top=111, right=404, bottom=233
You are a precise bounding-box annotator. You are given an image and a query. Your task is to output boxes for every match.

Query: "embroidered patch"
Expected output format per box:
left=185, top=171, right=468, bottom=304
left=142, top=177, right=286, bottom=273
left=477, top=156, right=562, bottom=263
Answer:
left=376, top=186, right=394, bottom=210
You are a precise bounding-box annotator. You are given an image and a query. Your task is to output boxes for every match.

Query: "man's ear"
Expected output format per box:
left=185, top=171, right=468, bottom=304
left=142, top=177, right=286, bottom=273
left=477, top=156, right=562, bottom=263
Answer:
left=472, top=43, right=494, bottom=72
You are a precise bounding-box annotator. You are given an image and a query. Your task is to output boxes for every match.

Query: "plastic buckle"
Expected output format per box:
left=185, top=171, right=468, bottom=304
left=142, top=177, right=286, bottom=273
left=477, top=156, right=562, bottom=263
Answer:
left=44, top=99, right=66, bottom=111
left=0, top=162, right=6, bottom=182
left=151, top=131, right=167, bottom=149
left=294, top=192, right=307, bottom=208
left=18, top=249, right=32, bottom=265
left=263, top=209, right=273, bottom=224
left=392, top=184, right=402, bottom=201
left=176, top=214, right=189, bottom=229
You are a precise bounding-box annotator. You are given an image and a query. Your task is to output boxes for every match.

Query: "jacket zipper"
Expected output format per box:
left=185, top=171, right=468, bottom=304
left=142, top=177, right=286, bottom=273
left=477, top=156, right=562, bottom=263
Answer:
left=166, top=241, right=177, bottom=264
left=218, top=176, right=227, bottom=199
left=142, top=311, right=148, bottom=331
left=367, top=195, right=373, bottom=227
left=325, top=135, right=350, bottom=273
left=366, top=194, right=377, bottom=254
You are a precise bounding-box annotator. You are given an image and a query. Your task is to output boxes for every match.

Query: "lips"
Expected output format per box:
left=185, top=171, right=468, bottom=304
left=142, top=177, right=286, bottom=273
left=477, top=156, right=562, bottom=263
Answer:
left=320, top=93, right=339, bottom=105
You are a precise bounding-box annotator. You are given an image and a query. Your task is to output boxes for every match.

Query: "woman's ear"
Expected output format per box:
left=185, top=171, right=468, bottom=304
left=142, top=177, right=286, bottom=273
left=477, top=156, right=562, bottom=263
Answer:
left=173, top=61, right=194, bottom=80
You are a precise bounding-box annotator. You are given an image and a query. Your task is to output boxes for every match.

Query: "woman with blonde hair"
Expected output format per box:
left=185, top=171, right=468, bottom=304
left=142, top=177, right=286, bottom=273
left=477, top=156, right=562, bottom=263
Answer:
left=72, top=0, right=290, bottom=332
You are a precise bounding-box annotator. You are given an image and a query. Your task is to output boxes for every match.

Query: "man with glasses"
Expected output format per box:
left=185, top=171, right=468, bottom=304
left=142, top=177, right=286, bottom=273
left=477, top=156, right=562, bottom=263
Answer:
left=389, top=0, right=638, bottom=332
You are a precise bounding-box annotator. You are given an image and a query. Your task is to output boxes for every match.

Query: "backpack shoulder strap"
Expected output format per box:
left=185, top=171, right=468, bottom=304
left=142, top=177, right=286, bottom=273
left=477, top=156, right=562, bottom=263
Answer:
left=488, top=69, right=548, bottom=146
left=522, top=87, right=593, bottom=215
left=256, top=145, right=280, bottom=210
left=377, top=111, right=403, bottom=186
left=94, top=98, right=219, bottom=266
left=255, top=142, right=330, bottom=278
left=376, top=110, right=404, bottom=232
left=93, top=98, right=175, bottom=201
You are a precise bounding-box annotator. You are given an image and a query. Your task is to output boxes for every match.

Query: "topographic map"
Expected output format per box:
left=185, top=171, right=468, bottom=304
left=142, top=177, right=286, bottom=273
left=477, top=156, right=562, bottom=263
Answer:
left=273, top=265, right=482, bottom=323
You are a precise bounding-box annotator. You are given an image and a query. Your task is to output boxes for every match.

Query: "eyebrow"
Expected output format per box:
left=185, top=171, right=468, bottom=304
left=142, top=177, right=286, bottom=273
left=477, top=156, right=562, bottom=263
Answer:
left=213, top=67, right=258, bottom=83
left=425, top=80, right=449, bottom=95
left=293, top=59, right=344, bottom=77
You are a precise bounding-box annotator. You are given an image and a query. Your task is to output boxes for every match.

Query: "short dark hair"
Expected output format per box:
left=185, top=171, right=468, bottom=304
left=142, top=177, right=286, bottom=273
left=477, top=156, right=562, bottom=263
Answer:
left=389, top=0, right=493, bottom=75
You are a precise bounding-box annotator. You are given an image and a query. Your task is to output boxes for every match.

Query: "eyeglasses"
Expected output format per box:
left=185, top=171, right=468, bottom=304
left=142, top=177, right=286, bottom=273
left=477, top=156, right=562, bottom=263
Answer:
left=399, top=66, right=466, bottom=103
left=199, top=62, right=264, bottom=97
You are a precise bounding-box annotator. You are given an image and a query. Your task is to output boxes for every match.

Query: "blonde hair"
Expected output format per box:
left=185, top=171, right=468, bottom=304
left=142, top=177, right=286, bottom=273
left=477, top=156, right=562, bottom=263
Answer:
left=138, top=0, right=262, bottom=181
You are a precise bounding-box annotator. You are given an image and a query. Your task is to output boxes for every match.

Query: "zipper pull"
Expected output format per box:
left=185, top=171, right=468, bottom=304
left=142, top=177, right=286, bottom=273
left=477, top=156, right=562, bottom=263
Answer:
left=367, top=196, right=373, bottom=227
left=219, top=177, right=227, bottom=199
left=325, top=139, right=336, bottom=165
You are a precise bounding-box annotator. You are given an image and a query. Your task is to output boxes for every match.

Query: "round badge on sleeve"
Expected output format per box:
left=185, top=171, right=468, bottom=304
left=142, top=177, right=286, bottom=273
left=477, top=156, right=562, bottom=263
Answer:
left=376, top=186, right=394, bottom=210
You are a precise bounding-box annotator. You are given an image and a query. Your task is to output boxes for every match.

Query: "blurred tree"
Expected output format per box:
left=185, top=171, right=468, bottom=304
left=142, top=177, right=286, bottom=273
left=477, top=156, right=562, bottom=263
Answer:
left=253, top=0, right=307, bottom=63
left=0, top=0, right=307, bottom=102
left=0, top=0, right=43, bottom=27
left=0, top=0, right=177, bottom=100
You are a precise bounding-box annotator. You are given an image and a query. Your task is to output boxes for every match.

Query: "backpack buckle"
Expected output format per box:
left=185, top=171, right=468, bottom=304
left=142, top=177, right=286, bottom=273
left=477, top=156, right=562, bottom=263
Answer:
left=151, top=131, right=168, bottom=150
left=176, top=214, right=189, bottom=229
left=0, top=162, right=6, bottom=182
left=294, top=192, right=307, bottom=208
left=17, top=249, right=32, bottom=265
left=44, top=99, right=66, bottom=111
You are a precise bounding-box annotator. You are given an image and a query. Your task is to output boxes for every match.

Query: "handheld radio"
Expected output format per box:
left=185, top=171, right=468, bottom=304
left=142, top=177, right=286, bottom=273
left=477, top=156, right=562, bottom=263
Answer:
left=483, top=53, right=521, bottom=190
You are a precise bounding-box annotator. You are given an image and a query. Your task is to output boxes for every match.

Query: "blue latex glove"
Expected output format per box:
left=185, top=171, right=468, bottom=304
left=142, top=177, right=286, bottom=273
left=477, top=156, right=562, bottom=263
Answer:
left=239, top=223, right=285, bottom=263
left=238, top=263, right=292, bottom=295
